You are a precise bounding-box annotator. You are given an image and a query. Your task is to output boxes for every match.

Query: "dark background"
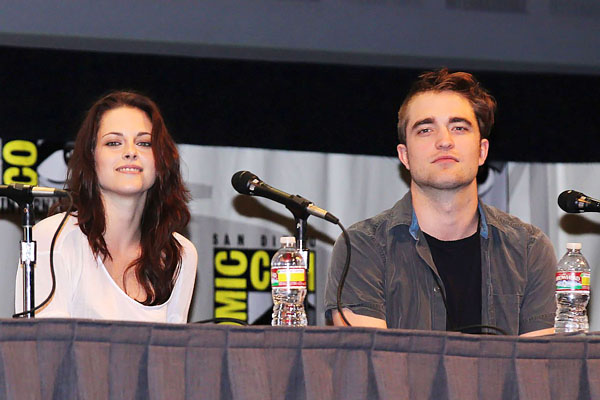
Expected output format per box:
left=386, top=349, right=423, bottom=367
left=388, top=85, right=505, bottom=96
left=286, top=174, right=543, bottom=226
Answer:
left=2, top=45, right=599, bottom=162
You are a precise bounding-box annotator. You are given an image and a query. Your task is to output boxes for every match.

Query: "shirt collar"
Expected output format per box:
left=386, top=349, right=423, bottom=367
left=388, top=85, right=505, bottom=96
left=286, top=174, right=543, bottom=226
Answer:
left=478, top=202, right=489, bottom=239
left=399, top=192, right=488, bottom=240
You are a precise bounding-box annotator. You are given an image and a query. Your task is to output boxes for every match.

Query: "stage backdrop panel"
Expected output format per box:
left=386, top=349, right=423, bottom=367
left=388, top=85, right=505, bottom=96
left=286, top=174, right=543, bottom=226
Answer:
left=508, top=162, right=600, bottom=330
left=177, top=145, right=414, bottom=325
left=1, top=140, right=545, bottom=327
left=1, top=0, right=598, bottom=73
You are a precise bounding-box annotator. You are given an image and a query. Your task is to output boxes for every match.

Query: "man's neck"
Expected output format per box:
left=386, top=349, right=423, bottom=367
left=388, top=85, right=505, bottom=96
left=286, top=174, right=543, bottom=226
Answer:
left=411, top=182, right=480, bottom=241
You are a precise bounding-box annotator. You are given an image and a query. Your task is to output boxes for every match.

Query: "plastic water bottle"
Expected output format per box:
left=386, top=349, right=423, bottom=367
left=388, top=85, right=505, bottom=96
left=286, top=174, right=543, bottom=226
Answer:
left=271, top=236, right=307, bottom=326
left=555, top=243, right=591, bottom=333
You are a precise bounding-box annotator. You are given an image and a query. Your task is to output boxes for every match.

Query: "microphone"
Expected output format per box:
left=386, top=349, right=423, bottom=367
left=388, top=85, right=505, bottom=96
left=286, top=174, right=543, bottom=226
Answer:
left=231, top=170, right=339, bottom=223
left=558, top=190, right=600, bottom=213
left=0, top=183, right=69, bottom=203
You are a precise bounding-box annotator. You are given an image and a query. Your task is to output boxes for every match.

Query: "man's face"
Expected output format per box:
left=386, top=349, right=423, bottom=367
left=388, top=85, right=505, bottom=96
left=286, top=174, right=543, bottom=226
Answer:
left=397, top=91, right=488, bottom=191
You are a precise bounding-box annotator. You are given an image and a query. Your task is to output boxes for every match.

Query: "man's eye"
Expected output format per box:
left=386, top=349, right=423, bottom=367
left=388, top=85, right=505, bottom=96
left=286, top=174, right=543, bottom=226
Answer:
left=417, top=128, right=432, bottom=135
left=453, top=126, right=469, bottom=132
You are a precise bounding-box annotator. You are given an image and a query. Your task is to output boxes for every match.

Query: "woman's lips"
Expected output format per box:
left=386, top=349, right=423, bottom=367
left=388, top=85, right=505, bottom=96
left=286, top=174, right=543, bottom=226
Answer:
left=116, top=165, right=143, bottom=173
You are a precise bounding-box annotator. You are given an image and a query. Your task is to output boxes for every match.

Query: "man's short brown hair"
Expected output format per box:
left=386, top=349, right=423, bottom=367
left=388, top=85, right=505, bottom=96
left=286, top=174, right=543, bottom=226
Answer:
left=397, top=68, right=497, bottom=144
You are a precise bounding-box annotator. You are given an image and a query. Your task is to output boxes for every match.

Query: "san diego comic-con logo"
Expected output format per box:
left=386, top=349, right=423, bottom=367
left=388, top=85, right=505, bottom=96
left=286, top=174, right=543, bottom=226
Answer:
left=1, top=139, right=72, bottom=216
left=213, top=242, right=315, bottom=325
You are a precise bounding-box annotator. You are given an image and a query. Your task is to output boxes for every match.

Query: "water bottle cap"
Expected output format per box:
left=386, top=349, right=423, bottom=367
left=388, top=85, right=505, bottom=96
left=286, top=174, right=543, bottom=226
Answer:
left=280, top=236, right=296, bottom=246
left=566, top=242, right=582, bottom=250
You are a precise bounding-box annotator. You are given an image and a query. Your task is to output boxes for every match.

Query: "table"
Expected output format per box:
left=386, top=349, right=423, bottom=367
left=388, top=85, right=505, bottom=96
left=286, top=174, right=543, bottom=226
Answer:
left=0, top=319, right=597, bottom=399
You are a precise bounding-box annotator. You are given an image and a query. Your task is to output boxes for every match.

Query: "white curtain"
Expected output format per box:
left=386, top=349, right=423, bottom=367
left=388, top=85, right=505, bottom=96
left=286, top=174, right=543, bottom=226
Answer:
left=508, top=163, right=600, bottom=330
left=4, top=145, right=600, bottom=330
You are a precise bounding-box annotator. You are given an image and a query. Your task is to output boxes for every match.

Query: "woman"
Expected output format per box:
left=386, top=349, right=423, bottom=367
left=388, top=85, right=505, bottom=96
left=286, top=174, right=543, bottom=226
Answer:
left=15, top=91, right=197, bottom=323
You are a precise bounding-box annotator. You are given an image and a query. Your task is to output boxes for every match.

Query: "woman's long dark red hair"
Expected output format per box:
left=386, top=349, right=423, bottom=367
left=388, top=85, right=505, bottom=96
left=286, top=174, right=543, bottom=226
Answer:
left=56, top=91, right=191, bottom=305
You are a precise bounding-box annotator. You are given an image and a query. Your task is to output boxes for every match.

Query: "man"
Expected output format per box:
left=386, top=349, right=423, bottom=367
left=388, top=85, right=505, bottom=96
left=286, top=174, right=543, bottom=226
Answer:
left=324, top=69, right=556, bottom=335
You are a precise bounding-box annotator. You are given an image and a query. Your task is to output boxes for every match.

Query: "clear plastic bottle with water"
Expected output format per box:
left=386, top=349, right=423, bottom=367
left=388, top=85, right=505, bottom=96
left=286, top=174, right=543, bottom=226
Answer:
left=271, top=236, right=307, bottom=326
left=554, top=242, right=591, bottom=333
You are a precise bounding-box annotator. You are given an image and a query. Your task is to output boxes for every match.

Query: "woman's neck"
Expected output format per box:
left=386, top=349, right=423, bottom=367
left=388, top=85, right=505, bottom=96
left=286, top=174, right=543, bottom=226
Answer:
left=101, top=191, right=147, bottom=251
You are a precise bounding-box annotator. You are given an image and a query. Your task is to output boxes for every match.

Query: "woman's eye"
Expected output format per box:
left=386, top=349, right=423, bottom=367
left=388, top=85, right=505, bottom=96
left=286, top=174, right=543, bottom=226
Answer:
left=106, top=141, right=121, bottom=146
left=137, top=141, right=152, bottom=147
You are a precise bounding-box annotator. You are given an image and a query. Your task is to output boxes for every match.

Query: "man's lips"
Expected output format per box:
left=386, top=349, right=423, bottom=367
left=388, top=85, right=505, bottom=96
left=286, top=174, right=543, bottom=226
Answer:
left=432, top=155, right=459, bottom=163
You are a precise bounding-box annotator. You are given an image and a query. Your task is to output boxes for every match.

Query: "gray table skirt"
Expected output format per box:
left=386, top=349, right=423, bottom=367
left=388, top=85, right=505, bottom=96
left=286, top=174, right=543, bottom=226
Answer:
left=0, top=319, right=597, bottom=399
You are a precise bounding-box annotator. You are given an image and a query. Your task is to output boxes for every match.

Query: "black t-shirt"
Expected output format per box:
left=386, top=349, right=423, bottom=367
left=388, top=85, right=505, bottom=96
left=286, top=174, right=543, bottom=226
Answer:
left=423, top=229, right=482, bottom=332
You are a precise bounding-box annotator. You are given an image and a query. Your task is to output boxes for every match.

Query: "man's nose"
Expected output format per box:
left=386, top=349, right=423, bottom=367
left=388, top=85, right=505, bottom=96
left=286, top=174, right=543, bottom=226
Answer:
left=436, top=128, right=454, bottom=149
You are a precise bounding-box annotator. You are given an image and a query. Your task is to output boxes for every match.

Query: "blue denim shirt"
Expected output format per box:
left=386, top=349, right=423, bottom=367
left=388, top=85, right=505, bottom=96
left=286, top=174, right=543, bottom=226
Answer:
left=325, top=192, right=557, bottom=335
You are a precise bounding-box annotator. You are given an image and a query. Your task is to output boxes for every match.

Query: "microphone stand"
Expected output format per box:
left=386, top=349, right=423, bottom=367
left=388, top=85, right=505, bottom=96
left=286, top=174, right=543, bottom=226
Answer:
left=295, top=217, right=308, bottom=254
left=2, top=188, right=39, bottom=318
left=288, top=207, right=309, bottom=258
left=1, top=185, right=70, bottom=318
left=289, top=207, right=311, bottom=324
left=20, top=201, right=36, bottom=317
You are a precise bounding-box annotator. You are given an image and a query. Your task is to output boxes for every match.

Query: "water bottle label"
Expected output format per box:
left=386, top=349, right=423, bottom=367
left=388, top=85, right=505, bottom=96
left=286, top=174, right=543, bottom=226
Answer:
left=271, top=267, right=307, bottom=288
left=556, top=271, right=590, bottom=291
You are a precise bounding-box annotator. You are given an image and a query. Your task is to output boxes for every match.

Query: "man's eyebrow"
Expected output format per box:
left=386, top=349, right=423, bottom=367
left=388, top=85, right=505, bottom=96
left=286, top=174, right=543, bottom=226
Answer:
left=410, top=117, right=434, bottom=131
left=449, top=117, right=473, bottom=126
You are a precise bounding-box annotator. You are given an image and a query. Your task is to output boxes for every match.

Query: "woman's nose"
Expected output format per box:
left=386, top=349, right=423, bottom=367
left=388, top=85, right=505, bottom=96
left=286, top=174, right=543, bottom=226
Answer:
left=123, top=144, right=138, bottom=160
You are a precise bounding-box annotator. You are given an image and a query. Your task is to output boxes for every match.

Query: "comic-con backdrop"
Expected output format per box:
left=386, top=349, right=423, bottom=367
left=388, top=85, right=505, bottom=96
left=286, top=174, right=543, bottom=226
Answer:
left=2, top=46, right=600, bottom=326
left=1, top=138, right=508, bottom=325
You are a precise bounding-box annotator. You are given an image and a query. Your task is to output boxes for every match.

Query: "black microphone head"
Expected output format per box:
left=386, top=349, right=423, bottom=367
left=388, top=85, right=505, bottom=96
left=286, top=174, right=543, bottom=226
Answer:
left=558, top=190, right=585, bottom=213
left=231, top=170, right=259, bottom=195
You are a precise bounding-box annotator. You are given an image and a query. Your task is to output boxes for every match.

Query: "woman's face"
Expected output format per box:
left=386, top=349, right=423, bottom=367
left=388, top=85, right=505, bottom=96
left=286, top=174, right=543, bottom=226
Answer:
left=94, top=106, right=156, bottom=200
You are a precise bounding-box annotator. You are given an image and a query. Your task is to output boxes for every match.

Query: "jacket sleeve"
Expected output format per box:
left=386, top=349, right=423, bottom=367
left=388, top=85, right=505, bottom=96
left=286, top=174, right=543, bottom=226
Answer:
left=324, top=226, right=387, bottom=322
left=519, top=230, right=557, bottom=334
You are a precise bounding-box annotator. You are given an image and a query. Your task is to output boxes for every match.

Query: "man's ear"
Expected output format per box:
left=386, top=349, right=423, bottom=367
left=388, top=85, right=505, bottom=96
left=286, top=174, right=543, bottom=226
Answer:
left=397, top=144, right=410, bottom=170
left=478, top=139, right=489, bottom=166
